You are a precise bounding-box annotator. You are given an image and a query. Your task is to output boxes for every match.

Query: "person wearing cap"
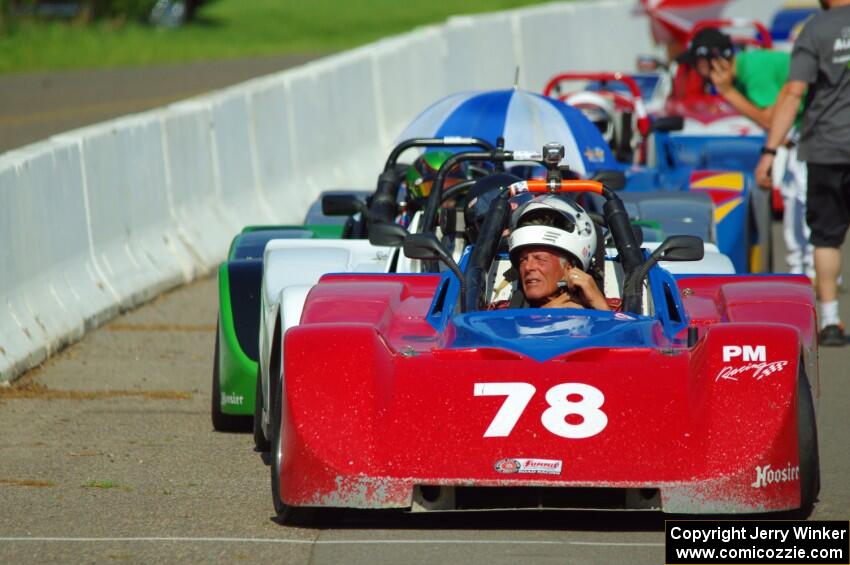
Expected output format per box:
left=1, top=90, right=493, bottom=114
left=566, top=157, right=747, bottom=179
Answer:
left=505, top=196, right=610, bottom=310
left=685, top=27, right=792, bottom=129
left=686, top=26, right=814, bottom=279
left=755, top=0, right=850, bottom=347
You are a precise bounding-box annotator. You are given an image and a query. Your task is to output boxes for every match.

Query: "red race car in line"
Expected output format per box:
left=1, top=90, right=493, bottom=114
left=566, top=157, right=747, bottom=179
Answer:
left=268, top=146, right=819, bottom=525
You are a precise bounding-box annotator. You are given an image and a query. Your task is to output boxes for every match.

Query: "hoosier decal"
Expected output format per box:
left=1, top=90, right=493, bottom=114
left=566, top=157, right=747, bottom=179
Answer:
left=221, top=393, right=244, bottom=406
left=751, top=463, right=799, bottom=489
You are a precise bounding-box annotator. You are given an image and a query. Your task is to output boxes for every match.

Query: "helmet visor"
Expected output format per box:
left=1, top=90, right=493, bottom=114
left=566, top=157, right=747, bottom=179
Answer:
left=411, top=159, right=466, bottom=199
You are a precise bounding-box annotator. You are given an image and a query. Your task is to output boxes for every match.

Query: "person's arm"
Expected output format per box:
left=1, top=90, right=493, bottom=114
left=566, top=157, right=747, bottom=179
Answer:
left=563, top=265, right=610, bottom=311
left=755, top=17, right=819, bottom=189
left=710, top=58, right=774, bottom=129
left=717, top=87, right=774, bottom=129
left=754, top=80, right=806, bottom=189
left=765, top=81, right=805, bottom=148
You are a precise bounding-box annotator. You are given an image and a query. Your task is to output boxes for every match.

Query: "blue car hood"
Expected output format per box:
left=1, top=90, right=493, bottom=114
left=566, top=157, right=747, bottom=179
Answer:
left=448, top=309, right=663, bottom=362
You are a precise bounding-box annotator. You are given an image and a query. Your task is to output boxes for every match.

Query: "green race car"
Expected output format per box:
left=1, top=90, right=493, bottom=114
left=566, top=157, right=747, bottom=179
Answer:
left=211, top=219, right=348, bottom=431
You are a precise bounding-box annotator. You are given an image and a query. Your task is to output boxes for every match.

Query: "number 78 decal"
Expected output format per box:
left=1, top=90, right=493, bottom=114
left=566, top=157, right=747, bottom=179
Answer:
left=473, top=382, right=607, bottom=439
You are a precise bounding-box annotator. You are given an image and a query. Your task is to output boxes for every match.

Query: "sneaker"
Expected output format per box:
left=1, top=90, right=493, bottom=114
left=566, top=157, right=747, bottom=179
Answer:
left=818, top=324, right=846, bottom=347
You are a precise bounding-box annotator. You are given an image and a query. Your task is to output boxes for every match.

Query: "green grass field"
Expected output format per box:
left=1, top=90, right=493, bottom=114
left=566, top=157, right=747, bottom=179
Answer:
left=0, top=0, right=554, bottom=73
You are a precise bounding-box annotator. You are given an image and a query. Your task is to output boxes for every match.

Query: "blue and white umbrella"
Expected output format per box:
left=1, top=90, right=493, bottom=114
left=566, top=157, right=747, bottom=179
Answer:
left=396, top=88, right=618, bottom=177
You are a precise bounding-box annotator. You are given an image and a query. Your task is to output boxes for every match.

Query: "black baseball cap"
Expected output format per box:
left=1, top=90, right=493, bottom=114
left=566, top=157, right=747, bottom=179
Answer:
left=684, top=27, right=734, bottom=64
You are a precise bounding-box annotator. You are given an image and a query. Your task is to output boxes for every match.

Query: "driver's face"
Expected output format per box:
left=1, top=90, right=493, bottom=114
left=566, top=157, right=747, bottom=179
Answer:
left=518, top=246, right=565, bottom=302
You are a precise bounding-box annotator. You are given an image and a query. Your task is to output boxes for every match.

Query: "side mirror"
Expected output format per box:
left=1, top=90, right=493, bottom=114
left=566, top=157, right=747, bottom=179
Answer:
left=654, top=235, right=704, bottom=262
left=403, top=233, right=449, bottom=261
left=322, top=194, right=367, bottom=217
left=403, top=233, right=464, bottom=283
left=622, top=235, right=704, bottom=314
left=369, top=222, right=408, bottom=247
left=591, top=169, right=627, bottom=191
left=653, top=115, right=684, bottom=133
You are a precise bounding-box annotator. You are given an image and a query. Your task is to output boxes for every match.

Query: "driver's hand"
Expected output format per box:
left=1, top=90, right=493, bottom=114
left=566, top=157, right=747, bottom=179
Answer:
left=710, top=58, right=734, bottom=95
left=564, top=265, right=610, bottom=311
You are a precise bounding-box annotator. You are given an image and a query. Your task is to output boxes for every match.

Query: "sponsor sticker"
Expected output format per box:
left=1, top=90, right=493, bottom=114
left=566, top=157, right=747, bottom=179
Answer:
left=221, top=393, right=244, bottom=406
left=716, top=345, right=790, bottom=382
left=716, top=361, right=789, bottom=382
left=494, top=458, right=562, bottom=475
left=583, top=147, right=606, bottom=163
left=722, top=345, right=764, bottom=363
left=751, top=463, right=800, bottom=489
left=512, top=151, right=543, bottom=161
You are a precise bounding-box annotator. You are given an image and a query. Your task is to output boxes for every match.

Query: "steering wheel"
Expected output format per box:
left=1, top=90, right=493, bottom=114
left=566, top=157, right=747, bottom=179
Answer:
left=441, top=178, right=478, bottom=205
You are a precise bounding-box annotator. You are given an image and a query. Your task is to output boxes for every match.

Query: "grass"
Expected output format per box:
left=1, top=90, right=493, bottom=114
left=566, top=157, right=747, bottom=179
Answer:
left=0, top=0, right=554, bottom=73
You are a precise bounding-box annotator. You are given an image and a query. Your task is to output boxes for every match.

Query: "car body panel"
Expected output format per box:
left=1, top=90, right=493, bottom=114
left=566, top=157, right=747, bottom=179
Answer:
left=276, top=267, right=815, bottom=513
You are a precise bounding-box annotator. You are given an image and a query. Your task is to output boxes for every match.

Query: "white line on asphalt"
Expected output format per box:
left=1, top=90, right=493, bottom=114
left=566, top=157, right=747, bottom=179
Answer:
left=0, top=537, right=664, bottom=547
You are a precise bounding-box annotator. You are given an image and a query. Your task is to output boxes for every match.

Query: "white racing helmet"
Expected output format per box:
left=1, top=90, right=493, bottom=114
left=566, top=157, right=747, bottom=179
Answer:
left=565, top=91, right=616, bottom=145
left=508, top=196, right=597, bottom=271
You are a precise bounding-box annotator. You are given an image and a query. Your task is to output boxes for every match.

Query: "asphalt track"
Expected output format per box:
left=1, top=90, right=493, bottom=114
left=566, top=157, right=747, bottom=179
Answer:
left=1, top=61, right=849, bottom=565
left=0, top=54, right=321, bottom=154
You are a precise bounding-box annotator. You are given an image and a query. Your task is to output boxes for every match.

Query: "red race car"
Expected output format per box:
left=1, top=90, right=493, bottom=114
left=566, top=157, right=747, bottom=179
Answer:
left=268, top=148, right=819, bottom=524
left=542, top=71, right=654, bottom=164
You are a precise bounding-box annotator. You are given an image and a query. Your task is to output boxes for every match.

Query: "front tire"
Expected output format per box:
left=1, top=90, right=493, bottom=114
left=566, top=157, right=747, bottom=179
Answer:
left=797, top=361, right=820, bottom=511
left=270, top=373, right=317, bottom=526
left=253, top=368, right=270, bottom=453
left=211, top=323, right=251, bottom=432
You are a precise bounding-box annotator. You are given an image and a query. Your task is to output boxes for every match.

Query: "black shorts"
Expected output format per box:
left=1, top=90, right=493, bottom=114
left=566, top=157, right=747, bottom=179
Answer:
left=806, top=163, right=850, bottom=248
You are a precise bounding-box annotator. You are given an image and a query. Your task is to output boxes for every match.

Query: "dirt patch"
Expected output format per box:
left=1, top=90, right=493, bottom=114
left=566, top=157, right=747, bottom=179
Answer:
left=0, top=382, right=192, bottom=401
left=0, top=479, right=56, bottom=488
left=107, top=323, right=216, bottom=333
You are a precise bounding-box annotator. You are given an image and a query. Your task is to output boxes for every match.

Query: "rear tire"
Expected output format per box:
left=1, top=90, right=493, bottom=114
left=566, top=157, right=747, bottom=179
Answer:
left=797, top=361, right=820, bottom=511
left=211, top=323, right=251, bottom=432
left=253, top=368, right=270, bottom=453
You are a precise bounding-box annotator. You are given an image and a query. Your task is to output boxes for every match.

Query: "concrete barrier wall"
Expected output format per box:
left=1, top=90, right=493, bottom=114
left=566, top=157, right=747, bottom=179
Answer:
left=0, top=0, right=783, bottom=381
left=0, top=141, right=115, bottom=377
left=369, top=26, right=451, bottom=151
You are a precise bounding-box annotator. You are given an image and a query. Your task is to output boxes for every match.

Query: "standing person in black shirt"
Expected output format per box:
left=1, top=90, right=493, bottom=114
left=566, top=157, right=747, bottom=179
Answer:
left=756, top=0, right=850, bottom=346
